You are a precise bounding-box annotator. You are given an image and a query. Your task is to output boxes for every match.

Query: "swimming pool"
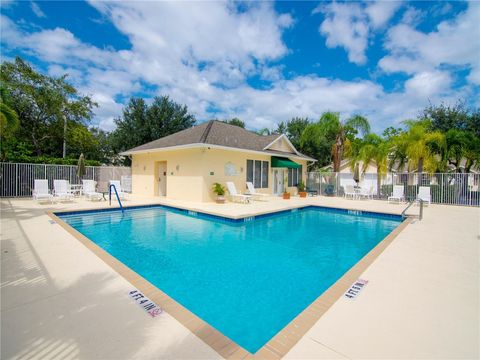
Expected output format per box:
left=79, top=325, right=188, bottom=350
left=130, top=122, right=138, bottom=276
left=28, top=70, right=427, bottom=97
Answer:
left=57, top=205, right=402, bottom=353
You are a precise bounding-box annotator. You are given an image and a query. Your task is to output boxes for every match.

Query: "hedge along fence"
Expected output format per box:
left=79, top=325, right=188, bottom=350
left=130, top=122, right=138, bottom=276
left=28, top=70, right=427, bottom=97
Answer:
left=0, top=162, right=131, bottom=197
left=306, top=172, right=480, bottom=206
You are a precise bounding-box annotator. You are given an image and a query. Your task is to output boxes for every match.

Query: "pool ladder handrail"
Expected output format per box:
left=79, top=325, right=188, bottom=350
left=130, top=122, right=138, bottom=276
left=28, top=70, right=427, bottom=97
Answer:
left=109, top=184, right=124, bottom=214
left=401, top=199, right=424, bottom=220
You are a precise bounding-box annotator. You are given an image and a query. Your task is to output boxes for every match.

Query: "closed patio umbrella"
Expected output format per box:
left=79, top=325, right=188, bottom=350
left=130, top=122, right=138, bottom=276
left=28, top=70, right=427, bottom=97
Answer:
left=353, top=163, right=360, bottom=185
left=76, top=153, right=86, bottom=179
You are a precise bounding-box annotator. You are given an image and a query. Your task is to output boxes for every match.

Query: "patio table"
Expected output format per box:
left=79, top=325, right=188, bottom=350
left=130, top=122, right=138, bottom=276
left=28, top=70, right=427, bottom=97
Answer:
left=69, top=184, right=83, bottom=197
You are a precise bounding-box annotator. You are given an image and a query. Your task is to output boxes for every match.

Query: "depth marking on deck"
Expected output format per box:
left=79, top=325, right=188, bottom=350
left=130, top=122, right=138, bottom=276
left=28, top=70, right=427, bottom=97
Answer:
left=344, top=279, right=368, bottom=300
left=128, top=289, right=163, bottom=317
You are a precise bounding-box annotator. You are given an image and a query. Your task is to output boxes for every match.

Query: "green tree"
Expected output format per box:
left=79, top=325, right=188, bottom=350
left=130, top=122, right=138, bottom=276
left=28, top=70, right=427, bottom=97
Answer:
left=299, top=115, right=338, bottom=167
left=444, top=129, right=480, bottom=173
left=111, top=96, right=196, bottom=156
left=355, top=134, right=391, bottom=197
left=393, top=120, right=445, bottom=175
left=0, top=57, right=96, bottom=157
left=256, top=128, right=272, bottom=135
left=382, top=126, right=402, bottom=140
left=275, top=121, right=287, bottom=135
left=223, top=118, right=245, bottom=128
left=67, top=123, right=99, bottom=160
left=318, top=112, right=370, bottom=172
left=284, top=117, right=310, bottom=149
left=0, top=87, right=20, bottom=160
left=422, top=101, right=469, bottom=133
left=0, top=87, right=19, bottom=136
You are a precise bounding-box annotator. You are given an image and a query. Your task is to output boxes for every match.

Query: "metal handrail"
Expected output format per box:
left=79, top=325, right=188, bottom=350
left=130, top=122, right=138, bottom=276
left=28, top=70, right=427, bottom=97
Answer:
left=109, top=184, right=124, bottom=213
left=401, top=199, right=424, bottom=220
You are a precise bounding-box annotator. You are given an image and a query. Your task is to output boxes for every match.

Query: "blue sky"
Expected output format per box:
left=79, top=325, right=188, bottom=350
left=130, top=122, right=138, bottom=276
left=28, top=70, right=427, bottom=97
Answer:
left=1, top=1, right=479, bottom=133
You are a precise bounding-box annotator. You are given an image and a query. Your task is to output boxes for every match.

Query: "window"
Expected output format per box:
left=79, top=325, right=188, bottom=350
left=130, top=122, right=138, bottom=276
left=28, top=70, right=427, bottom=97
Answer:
left=261, top=161, right=269, bottom=188
left=246, top=159, right=269, bottom=189
left=254, top=161, right=261, bottom=188
left=246, top=160, right=253, bottom=184
left=288, top=165, right=302, bottom=187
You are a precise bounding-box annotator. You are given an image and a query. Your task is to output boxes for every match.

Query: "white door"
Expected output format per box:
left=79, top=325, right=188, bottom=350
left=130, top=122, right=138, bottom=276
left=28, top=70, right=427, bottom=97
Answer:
left=273, top=169, right=285, bottom=195
left=158, top=162, right=167, bottom=196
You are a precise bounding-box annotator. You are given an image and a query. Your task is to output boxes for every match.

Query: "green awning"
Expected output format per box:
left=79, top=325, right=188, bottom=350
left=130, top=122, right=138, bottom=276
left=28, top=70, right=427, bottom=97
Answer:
left=271, top=156, right=301, bottom=169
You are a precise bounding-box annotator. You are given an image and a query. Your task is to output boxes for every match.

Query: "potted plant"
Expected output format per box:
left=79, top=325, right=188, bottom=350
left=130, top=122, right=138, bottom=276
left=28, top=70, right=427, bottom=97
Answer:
left=298, top=180, right=307, bottom=198
left=212, top=182, right=226, bottom=203
left=283, top=176, right=290, bottom=199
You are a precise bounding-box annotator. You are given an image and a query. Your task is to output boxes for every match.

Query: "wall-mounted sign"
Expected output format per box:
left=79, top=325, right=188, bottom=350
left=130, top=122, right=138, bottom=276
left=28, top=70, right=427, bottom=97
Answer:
left=344, top=279, right=368, bottom=300
left=128, top=289, right=162, bottom=318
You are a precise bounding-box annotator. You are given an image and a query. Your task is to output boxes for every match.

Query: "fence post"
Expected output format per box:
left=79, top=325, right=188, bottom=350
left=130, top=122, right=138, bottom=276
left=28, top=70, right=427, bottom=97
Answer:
left=15, top=163, right=18, bottom=197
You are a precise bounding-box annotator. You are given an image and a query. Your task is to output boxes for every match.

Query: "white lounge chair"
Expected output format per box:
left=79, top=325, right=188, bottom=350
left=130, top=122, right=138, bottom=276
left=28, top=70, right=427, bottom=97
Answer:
left=388, top=185, right=405, bottom=203
left=109, top=180, right=127, bottom=200
left=358, top=186, right=374, bottom=200
left=344, top=185, right=357, bottom=199
left=83, top=180, right=103, bottom=201
left=53, top=180, right=74, bottom=202
left=417, top=186, right=431, bottom=205
left=246, top=182, right=269, bottom=201
left=226, top=182, right=251, bottom=203
left=32, top=179, right=53, bottom=203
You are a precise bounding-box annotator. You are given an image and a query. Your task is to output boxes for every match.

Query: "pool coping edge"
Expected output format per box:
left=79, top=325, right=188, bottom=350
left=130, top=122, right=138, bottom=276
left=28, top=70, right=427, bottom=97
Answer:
left=47, top=206, right=411, bottom=360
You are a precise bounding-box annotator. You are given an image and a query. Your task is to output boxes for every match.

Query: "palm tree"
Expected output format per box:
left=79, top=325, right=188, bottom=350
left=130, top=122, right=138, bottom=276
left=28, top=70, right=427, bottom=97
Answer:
left=357, top=134, right=391, bottom=197
left=398, top=120, right=445, bottom=174
left=0, top=87, right=19, bottom=160
left=390, top=120, right=445, bottom=189
left=0, top=87, right=19, bottom=138
left=320, top=112, right=370, bottom=172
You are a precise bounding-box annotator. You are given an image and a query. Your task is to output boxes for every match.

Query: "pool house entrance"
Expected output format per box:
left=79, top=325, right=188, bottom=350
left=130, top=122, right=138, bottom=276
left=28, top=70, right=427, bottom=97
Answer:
left=156, top=161, right=167, bottom=196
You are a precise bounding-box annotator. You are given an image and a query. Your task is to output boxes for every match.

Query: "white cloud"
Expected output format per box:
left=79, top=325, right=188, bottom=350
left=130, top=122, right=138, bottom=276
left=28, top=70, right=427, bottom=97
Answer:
left=1, top=2, right=476, bottom=135
left=316, top=1, right=402, bottom=65
left=379, top=2, right=480, bottom=84
left=400, top=6, right=424, bottom=26
left=30, top=2, right=46, bottom=18
left=365, top=1, right=403, bottom=28
left=317, top=2, right=369, bottom=65
left=404, top=71, right=452, bottom=97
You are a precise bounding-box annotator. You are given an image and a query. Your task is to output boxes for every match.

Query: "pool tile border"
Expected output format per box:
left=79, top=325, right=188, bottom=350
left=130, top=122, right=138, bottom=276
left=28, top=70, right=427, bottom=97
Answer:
left=48, top=205, right=410, bottom=359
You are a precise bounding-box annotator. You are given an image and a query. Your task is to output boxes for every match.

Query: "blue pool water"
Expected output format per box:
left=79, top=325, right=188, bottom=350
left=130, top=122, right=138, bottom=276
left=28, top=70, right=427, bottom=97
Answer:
left=58, top=206, right=401, bottom=353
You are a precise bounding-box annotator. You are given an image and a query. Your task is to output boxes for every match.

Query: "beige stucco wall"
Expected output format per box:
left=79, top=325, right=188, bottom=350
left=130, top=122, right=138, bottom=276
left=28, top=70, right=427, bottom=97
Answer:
left=132, top=148, right=205, bottom=202
left=131, top=147, right=308, bottom=202
left=267, top=137, right=295, bottom=153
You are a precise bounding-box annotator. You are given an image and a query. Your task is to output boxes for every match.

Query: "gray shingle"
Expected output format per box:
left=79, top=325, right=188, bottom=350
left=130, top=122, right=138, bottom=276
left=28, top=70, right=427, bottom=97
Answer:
left=123, top=120, right=315, bottom=161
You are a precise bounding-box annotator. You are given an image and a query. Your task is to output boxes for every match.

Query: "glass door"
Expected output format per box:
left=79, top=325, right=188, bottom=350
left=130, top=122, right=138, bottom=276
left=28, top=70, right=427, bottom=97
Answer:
left=273, top=169, right=285, bottom=195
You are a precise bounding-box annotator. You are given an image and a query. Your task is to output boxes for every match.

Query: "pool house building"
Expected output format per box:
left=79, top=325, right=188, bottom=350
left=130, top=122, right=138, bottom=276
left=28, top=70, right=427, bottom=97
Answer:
left=121, top=120, right=316, bottom=201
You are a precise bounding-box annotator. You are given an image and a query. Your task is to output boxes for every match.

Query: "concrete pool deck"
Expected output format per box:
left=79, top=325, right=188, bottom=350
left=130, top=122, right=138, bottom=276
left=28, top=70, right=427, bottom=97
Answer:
left=1, top=196, right=479, bottom=359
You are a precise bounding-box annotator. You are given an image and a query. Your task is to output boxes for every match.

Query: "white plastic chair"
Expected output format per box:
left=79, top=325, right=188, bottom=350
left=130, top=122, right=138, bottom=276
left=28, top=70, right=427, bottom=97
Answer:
left=53, top=180, right=74, bottom=202
left=344, top=185, right=357, bottom=199
left=32, top=180, right=53, bottom=203
left=82, top=180, right=103, bottom=201
left=109, top=180, right=127, bottom=200
left=359, top=186, right=374, bottom=200
left=246, top=182, right=269, bottom=201
left=388, top=185, right=405, bottom=203
left=417, top=186, right=431, bottom=205
left=226, top=182, right=251, bottom=203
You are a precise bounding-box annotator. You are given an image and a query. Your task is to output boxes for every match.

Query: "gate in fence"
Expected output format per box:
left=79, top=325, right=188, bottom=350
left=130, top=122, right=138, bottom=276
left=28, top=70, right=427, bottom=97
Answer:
left=306, top=172, right=480, bottom=206
left=0, top=162, right=132, bottom=197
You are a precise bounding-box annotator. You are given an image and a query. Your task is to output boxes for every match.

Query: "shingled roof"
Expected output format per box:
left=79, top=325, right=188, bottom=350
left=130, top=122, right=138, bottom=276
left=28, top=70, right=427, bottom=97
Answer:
left=121, top=120, right=315, bottom=161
